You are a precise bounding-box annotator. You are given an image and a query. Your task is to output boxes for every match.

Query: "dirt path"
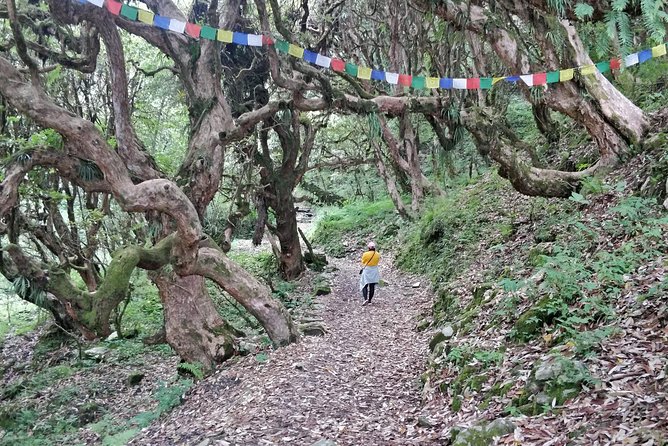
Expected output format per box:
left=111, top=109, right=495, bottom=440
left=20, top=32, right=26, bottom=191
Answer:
left=131, top=254, right=441, bottom=445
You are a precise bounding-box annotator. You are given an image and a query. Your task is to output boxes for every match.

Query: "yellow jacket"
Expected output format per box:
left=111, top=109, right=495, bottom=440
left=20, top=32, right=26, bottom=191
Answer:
left=361, top=250, right=380, bottom=266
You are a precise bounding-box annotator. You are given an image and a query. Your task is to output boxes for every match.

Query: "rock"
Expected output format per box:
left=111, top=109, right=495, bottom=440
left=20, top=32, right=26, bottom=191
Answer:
left=84, top=346, right=109, bottom=360
left=416, top=318, right=431, bottom=331
left=535, top=359, right=564, bottom=381
left=452, top=419, right=515, bottom=446
left=442, top=325, right=454, bottom=338
left=417, top=416, right=434, bottom=427
left=106, top=331, right=119, bottom=341
left=126, top=371, right=145, bottom=386
left=429, top=331, right=446, bottom=351
left=311, top=440, right=336, bottom=446
left=300, top=322, right=327, bottom=337
left=663, top=196, right=668, bottom=211
left=313, top=276, right=332, bottom=296
left=292, top=362, right=306, bottom=371
left=411, top=282, right=421, bottom=288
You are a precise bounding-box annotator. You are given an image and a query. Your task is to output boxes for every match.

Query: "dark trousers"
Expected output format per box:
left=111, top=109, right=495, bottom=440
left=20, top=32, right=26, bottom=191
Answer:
left=362, top=283, right=376, bottom=301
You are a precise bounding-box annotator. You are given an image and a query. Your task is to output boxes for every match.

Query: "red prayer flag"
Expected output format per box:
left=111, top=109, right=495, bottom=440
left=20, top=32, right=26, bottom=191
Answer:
left=106, top=0, right=122, bottom=15
left=610, top=58, right=621, bottom=70
left=185, top=23, right=201, bottom=38
left=398, top=74, right=412, bottom=86
left=330, top=59, right=345, bottom=71
left=533, top=72, right=547, bottom=85
left=262, top=35, right=274, bottom=45
left=466, top=78, right=480, bottom=89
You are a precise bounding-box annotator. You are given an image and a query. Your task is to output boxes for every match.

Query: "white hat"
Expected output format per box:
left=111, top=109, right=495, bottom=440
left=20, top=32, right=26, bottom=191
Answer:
left=368, top=241, right=376, bottom=249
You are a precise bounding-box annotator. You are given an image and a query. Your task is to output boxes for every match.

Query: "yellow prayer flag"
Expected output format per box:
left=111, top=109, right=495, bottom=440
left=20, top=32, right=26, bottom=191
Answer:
left=652, top=44, right=667, bottom=58
left=580, top=65, right=596, bottom=76
left=288, top=44, right=304, bottom=58
left=559, top=68, right=574, bottom=81
left=217, top=29, right=233, bottom=43
left=357, top=67, right=372, bottom=80
left=492, top=77, right=506, bottom=85
left=137, top=9, right=154, bottom=25
left=426, top=77, right=440, bottom=89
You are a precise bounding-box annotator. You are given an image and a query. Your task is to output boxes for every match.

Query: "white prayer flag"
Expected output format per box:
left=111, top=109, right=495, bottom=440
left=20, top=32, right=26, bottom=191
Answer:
left=168, top=19, right=186, bottom=34
left=247, top=34, right=263, bottom=46
left=453, top=78, right=467, bottom=89
left=624, top=53, right=639, bottom=67
left=520, top=74, right=534, bottom=86
left=315, top=54, right=331, bottom=68
left=385, top=72, right=399, bottom=84
left=87, top=0, right=104, bottom=6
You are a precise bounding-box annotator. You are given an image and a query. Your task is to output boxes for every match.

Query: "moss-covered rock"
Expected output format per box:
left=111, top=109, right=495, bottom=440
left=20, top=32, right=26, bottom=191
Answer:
left=451, top=419, right=515, bottom=446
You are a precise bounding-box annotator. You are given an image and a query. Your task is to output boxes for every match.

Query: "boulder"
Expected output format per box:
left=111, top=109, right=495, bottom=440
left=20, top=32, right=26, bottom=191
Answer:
left=311, top=440, right=336, bottom=446
left=451, top=419, right=515, bottom=446
left=84, top=346, right=109, bottom=360
left=300, top=322, right=327, bottom=337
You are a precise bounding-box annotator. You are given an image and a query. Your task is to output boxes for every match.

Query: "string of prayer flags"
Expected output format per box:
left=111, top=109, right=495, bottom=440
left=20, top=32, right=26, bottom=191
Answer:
left=81, top=0, right=667, bottom=93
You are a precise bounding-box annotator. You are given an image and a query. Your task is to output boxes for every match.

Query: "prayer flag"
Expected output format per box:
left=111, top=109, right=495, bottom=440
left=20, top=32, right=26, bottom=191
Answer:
left=247, top=34, right=263, bottom=46
left=624, top=52, right=639, bottom=67
left=217, top=30, right=232, bottom=43
left=533, top=72, right=547, bottom=85
left=466, top=78, right=480, bottom=89
left=559, top=69, right=574, bottom=81
left=154, top=15, right=170, bottom=30
left=168, top=19, right=186, bottom=34
left=610, top=58, right=621, bottom=70
left=505, top=76, right=520, bottom=82
left=520, top=74, right=534, bottom=86
left=426, top=77, right=440, bottom=89
left=385, top=72, right=399, bottom=84
left=580, top=65, right=596, bottom=75
left=106, top=0, right=122, bottom=15
left=200, top=26, right=217, bottom=40
left=137, top=9, right=154, bottom=25
left=345, top=63, right=358, bottom=76
left=411, top=76, right=426, bottom=89
left=492, top=77, right=506, bottom=85
left=651, top=44, right=666, bottom=58
left=288, top=44, right=304, bottom=58
left=453, top=78, right=467, bottom=89
left=596, top=61, right=610, bottom=73
left=262, top=35, right=274, bottom=45
left=546, top=71, right=560, bottom=83
left=315, top=54, right=331, bottom=68
left=398, top=74, right=412, bottom=86
left=185, top=23, right=201, bottom=38
left=303, top=50, right=318, bottom=64
left=232, top=32, right=248, bottom=45
left=440, top=78, right=453, bottom=89
left=330, top=59, right=345, bottom=71
left=357, top=67, right=372, bottom=80
left=120, top=4, right=138, bottom=20
left=371, top=70, right=385, bottom=81
left=480, top=78, right=493, bottom=89
left=275, top=40, right=289, bottom=53
left=87, top=0, right=104, bottom=7
left=638, top=49, right=652, bottom=63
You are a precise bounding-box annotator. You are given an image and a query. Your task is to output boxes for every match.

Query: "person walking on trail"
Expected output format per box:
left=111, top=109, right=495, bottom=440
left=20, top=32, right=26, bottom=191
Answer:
left=359, top=241, right=380, bottom=306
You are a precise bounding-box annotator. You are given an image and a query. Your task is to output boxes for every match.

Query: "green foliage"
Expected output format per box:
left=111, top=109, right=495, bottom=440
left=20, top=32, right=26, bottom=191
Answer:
left=312, top=198, right=399, bottom=257
left=574, top=3, right=595, bottom=19
left=177, top=362, right=205, bottom=380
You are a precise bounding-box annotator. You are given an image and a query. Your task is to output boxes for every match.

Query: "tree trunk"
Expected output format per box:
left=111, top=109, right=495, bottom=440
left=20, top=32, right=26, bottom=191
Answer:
left=373, top=140, right=410, bottom=219
left=559, top=18, right=648, bottom=145
left=155, top=274, right=236, bottom=369
left=273, top=195, right=304, bottom=280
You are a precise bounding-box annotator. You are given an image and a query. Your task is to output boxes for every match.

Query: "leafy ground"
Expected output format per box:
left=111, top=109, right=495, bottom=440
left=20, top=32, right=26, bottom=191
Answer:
left=129, top=254, right=440, bottom=445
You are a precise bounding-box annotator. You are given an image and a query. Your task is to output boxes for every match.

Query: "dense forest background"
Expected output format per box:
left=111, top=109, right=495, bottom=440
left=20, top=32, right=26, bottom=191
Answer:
left=0, top=0, right=667, bottom=444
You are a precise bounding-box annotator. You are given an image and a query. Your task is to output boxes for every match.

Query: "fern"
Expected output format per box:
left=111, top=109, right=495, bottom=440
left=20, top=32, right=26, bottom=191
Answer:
left=177, top=361, right=204, bottom=380
left=574, top=3, right=594, bottom=19
left=641, top=0, right=668, bottom=43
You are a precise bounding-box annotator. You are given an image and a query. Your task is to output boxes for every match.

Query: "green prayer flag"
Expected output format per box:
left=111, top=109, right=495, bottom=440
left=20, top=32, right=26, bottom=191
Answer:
left=479, top=78, right=493, bottom=89
left=200, top=26, right=217, bottom=40
left=120, top=4, right=138, bottom=20
left=345, top=63, right=358, bottom=76
left=596, top=61, right=611, bottom=73
left=275, top=40, right=290, bottom=53
left=411, top=76, right=425, bottom=89
left=546, top=71, right=560, bottom=84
